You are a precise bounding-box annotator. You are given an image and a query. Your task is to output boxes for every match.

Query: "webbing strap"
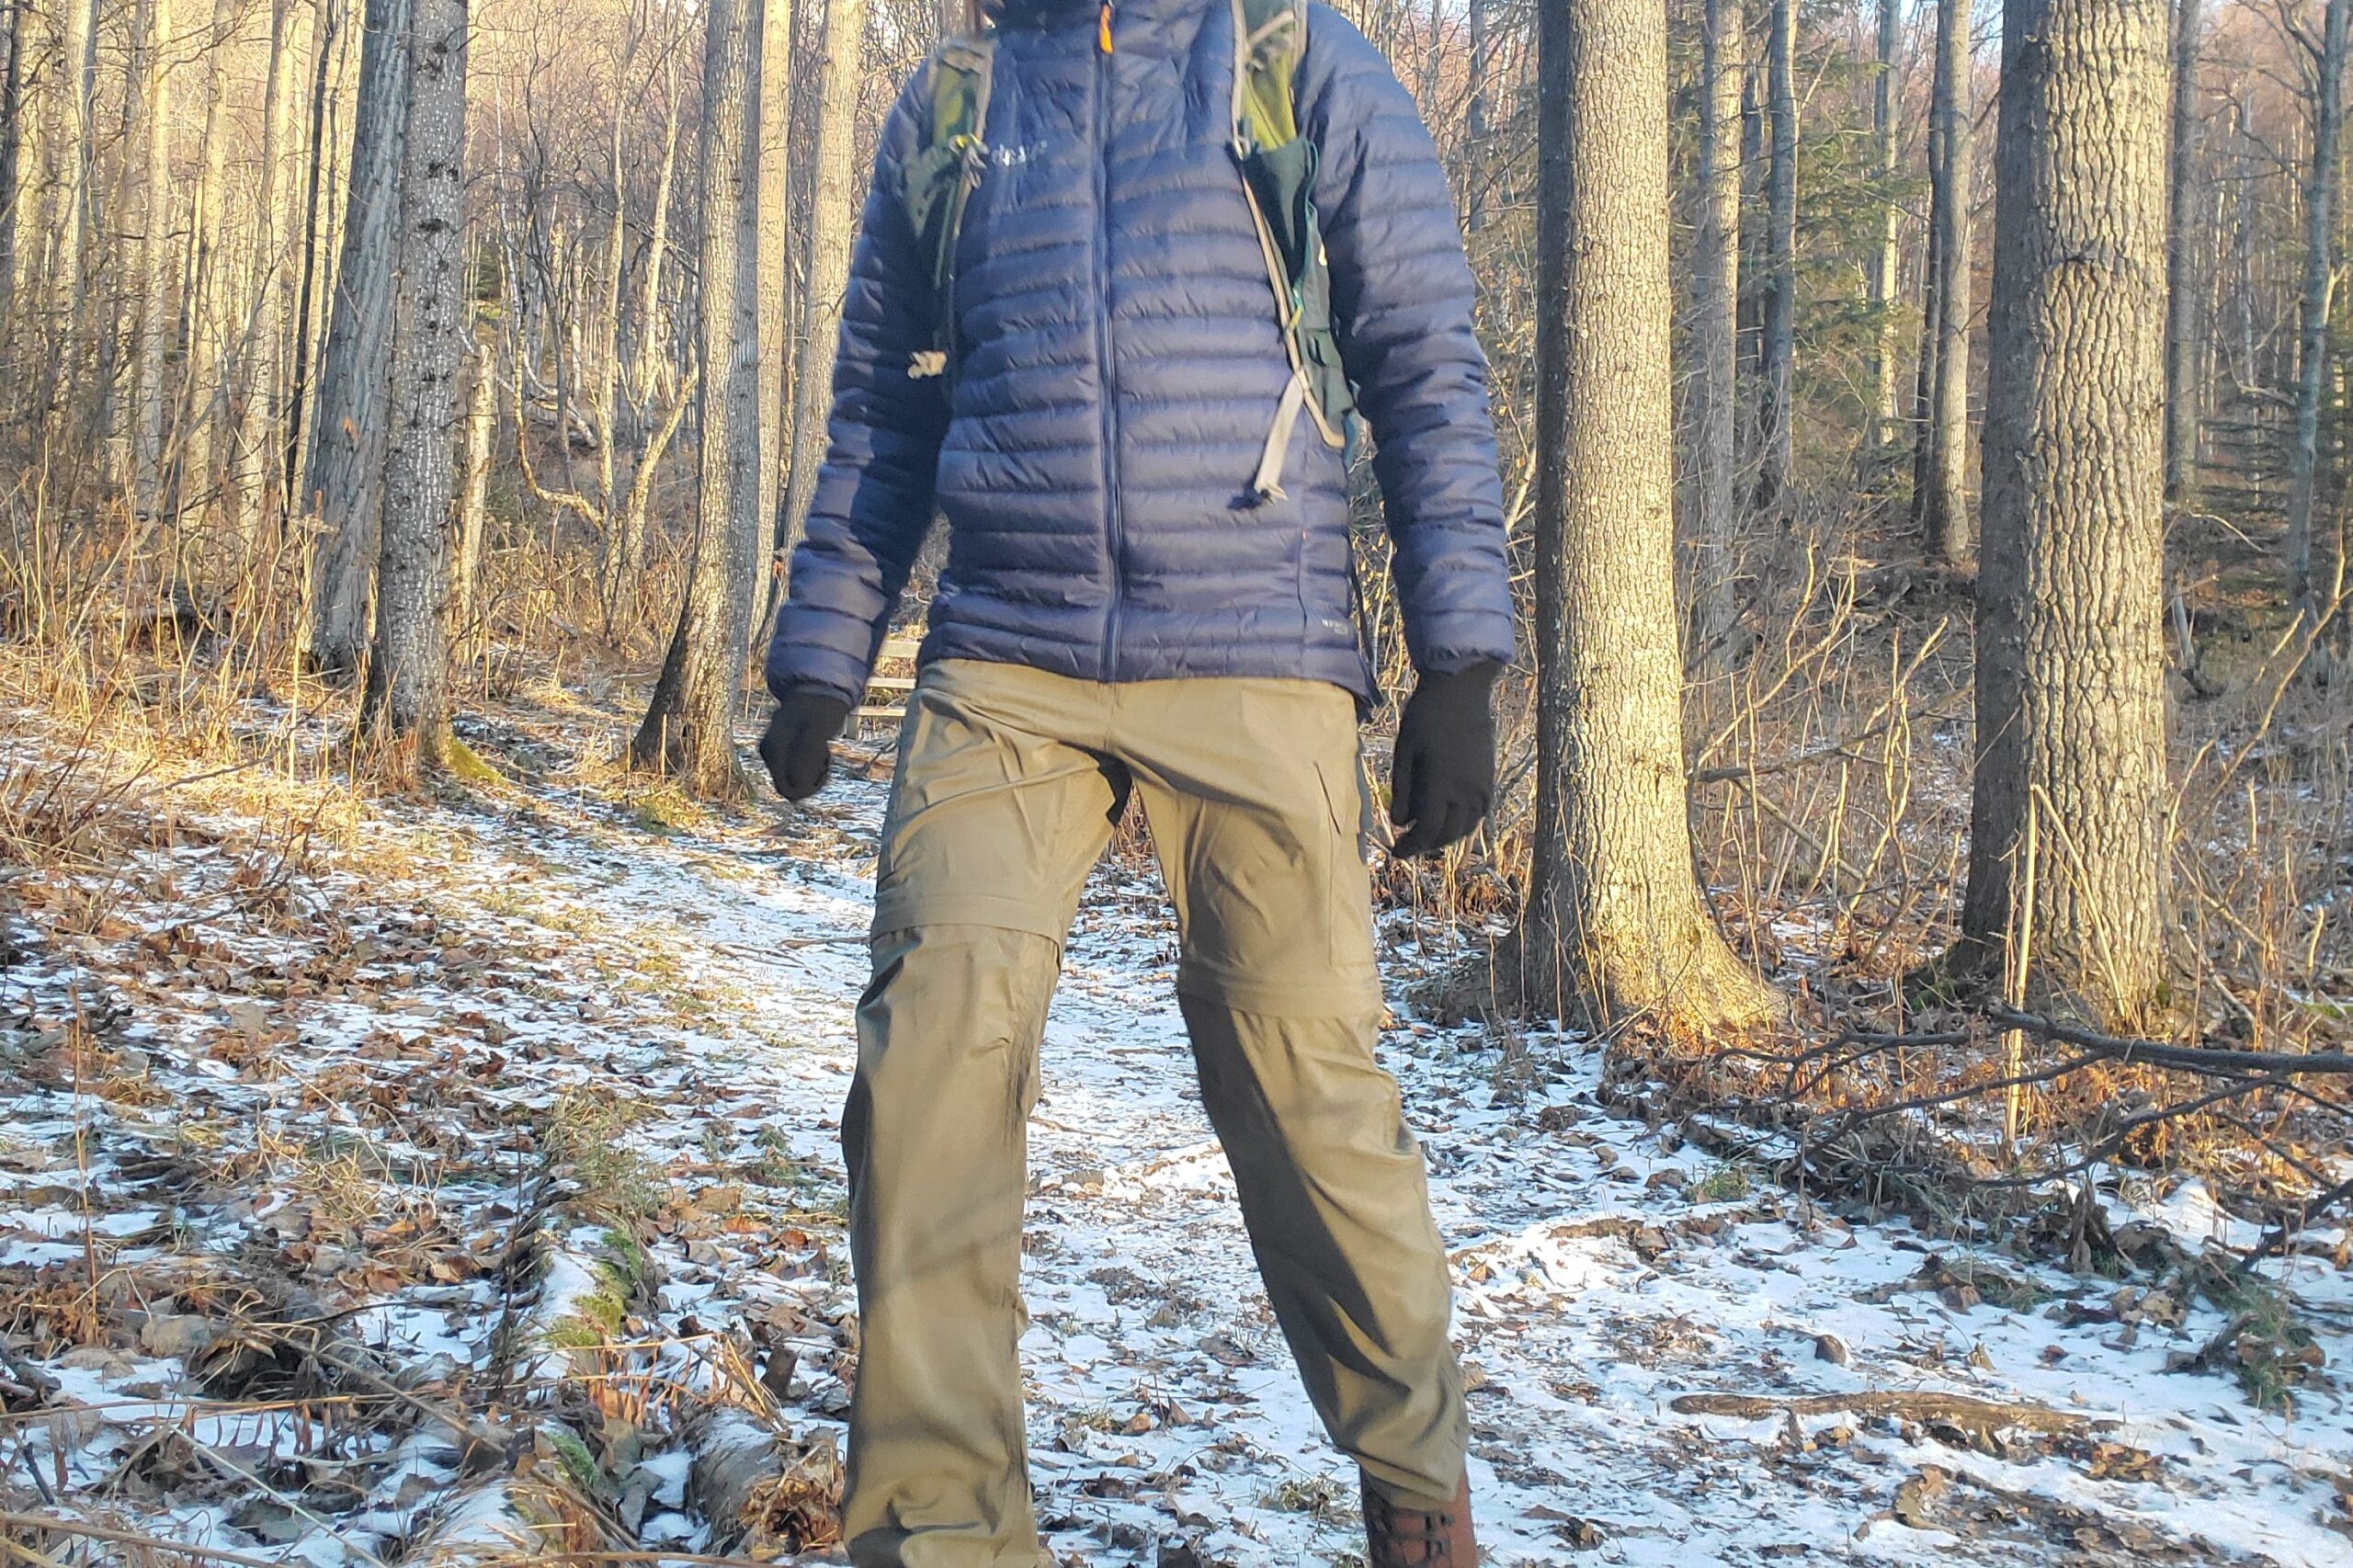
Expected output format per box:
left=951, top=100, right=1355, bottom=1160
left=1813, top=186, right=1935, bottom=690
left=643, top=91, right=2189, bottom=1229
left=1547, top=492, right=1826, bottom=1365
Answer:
left=1250, top=369, right=1310, bottom=503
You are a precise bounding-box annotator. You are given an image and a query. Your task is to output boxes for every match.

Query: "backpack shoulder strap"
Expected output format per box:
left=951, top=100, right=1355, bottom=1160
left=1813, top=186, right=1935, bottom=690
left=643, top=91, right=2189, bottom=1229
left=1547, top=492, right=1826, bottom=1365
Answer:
left=1229, top=0, right=1305, bottom=153
left=903, top=26, right=995, bottom=379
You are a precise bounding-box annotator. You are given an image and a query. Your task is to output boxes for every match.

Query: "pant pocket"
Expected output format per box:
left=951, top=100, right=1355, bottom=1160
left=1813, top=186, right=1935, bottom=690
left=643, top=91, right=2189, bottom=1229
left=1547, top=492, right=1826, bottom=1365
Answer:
left=1313, top=756, right=1379, bottom=977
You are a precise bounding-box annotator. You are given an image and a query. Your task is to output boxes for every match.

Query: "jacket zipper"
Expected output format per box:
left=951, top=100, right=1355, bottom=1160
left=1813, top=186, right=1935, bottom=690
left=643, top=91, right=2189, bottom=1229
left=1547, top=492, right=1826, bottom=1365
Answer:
left=1093, top=2, right=1124, bottom=683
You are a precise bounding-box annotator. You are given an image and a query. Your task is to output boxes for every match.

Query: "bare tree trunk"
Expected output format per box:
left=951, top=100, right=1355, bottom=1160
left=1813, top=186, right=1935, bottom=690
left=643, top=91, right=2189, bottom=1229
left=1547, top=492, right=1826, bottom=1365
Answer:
left=453, top=324, right=494, bottom=643
left=0, top=0, right=25, bottom=349
left=308, top=0, right=414, bottom=677
left=228, top=0, right=301, bottom=548
left=1869, top=0, right=1901, bottom=442
left=776, top=0, right=870, bottom=576
left=1518, top=0, right=1780, bottom=1035
left=2288, top=0, right=2350, bottom=630
left=129, top=0, right=175, bottom=517
left=1753, top=0, right=1797, bottom=516
left=44, top=0, right=94, bottom=421
left=175, top=0, right=240, bottom=544
left=1687, top=0, right=1742, bottom=665
left=631, top=0, right=760, bottom=795
left=2163, top=0, right=2203, bottom=503
left=1916, top=0, right=1974, bottom=563
left=363, top=0, right=470, bottom=767
left=1962, top=0, right=2171, bottom=1028
left=1462, top=0, right=1488, bottom=234
left=754, top=0, right=792, bottom=620
left=283, top=0, right=345, bottom=517
left=630, top=40, right=680, bottom=415
left=588, top=28, right=633, bottom=618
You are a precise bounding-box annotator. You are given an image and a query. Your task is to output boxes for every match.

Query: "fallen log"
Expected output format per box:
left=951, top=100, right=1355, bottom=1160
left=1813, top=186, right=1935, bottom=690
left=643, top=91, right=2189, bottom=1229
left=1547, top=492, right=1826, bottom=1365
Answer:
left=1669, top=1389, right=2113, bottom=1436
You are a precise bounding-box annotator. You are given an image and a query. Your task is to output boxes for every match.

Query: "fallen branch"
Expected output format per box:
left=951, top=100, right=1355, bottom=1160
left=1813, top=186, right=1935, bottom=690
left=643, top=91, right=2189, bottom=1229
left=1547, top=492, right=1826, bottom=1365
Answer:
left=1669, top=1390, right=2110, bottom=1435
left=1984, top=1007, right=2353, bottom=1077
left=0, top=1513, right=290, bottom=1568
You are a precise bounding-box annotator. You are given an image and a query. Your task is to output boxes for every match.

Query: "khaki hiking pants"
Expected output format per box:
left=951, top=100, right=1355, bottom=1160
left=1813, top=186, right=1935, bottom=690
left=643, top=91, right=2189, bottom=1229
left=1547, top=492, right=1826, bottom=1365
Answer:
left=840, top=659, right=1469, bottom=1568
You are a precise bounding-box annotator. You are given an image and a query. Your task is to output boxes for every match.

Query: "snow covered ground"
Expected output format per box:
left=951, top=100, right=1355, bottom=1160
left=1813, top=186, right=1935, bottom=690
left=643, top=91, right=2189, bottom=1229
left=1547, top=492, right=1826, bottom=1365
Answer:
left=4, top=712, right=2351, bottom=1564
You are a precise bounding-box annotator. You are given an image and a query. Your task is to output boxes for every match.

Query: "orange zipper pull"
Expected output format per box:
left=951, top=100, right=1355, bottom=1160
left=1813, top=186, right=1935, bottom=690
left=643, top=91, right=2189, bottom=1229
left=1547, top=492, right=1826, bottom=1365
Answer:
left=1098, top=1, right=1113, bottom=52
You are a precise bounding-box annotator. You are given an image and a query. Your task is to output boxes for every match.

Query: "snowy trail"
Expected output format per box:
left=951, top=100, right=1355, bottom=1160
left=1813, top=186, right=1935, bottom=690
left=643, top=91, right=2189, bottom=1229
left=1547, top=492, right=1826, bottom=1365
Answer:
left=445, top=765, right=2353, bottom=1564
left=5, top=734, right=2351, bottom=1565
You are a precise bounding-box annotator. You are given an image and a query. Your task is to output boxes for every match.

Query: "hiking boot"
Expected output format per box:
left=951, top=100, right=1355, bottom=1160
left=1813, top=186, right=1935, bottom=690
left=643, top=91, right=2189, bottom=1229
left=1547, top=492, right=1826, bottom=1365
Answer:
left=1361, top=1471, right=1477, bottom=1566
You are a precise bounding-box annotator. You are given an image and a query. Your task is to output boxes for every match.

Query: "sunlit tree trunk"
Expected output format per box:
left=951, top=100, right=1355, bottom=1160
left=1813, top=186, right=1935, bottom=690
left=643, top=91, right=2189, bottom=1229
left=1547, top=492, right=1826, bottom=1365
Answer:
left=1753, top=0, right=1797, bottom=516
left=1962, top=0, right=2171, bottom=1028
left=283, top=0, right=347, bottom=516
left=43, top=0, right=95, bottom=421
left=453, top=324, right=494, bottom=644
left=777, top=0, right=870, bottom=573
left=1518, top=0, right=1780, bottom=1036
left=2163, top=0, right=2203, bottom=503
left=229, top=0, right=301, bottom=547
left=630, top=40, right=680, bottom=417
left=1869, top=0, right=1901, bottom=443
left=754, top=0, right=793, bottom=623
left=631, top=0, right=760, bottom=794
left=1915, top=0, right=1973, bottom=563
left=2287, top=0, right=2350, bottom=631
left=308, top=0, right=413, bottom=677
left=363, top=0, right=470, bottom=767
left=588, top=28, right=632, bottom=616
left=175, top=0, right=240, bottom=542
left=1462, top=0, right=1488, bottom=234
left=1687, top=0, right=1741, bottom=665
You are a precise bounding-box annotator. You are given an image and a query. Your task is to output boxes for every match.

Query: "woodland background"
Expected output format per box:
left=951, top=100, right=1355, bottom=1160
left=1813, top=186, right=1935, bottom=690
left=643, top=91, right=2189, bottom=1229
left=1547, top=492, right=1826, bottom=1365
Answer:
left=1, top=0, right=2352, bottom=1559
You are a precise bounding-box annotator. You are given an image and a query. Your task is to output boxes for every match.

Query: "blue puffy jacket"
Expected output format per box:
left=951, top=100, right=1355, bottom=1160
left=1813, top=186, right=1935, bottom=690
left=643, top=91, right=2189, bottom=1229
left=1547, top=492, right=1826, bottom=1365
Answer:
left=765, top=0, right=1514, bottom=706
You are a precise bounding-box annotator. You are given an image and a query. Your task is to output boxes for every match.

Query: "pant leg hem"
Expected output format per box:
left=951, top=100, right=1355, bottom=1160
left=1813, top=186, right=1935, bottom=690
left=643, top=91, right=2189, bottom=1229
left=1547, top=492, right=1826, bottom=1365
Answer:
left=872, top=889, right=1073, bottom=942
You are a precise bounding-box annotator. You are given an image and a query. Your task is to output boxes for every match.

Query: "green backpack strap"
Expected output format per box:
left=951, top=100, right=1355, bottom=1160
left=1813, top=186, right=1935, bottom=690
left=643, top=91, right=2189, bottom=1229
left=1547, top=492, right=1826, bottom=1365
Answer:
left=1230, top=0, right=1355, bottom=504
left=902, top=28, right=996, bottom=381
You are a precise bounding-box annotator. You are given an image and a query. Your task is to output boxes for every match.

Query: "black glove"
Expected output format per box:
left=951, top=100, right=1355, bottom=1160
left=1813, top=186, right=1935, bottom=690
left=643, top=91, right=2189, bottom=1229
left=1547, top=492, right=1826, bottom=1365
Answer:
left=1387, top=661, right=1499, bottom=859
left=758, top=688, right=853, bottom=801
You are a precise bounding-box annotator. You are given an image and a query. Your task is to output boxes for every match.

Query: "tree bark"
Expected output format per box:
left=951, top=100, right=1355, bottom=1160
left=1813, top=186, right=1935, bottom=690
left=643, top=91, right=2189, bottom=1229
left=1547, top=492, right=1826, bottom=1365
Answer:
left=1961, top=0, right=2171, bottom=1028
left=630, top=40, right=681, bottom=417
left=1462, top=0, right=1488, bottom=234
left=2287, top=0, right=2350, bottom=629
left=1915, top=0, right=1973, bottom=564
left=1754, top=0, right=1797, bottom=516
left=308, top=0, right=415, bottom=677
left=630, top=0, right=761, bottom=795
left=283, top=0, right=347, bottom=517
left=175, top=0, right=240, bottom=543
left=1518, top=0, right=1781, bottom=1036
left=0, top=0, right=26, bottom=350
left=1869, top=0, right=1901, bottom=441
left=1687, top=0, right=1742, bottom=665
left=453, top=324, right=494, bottom=643
left=2162, top=0, right=2202, bottom=503
left=776, top=0, right=870, bottom=577
left=128, top=0, right=175, bottom=518
left=228, top=0, right=301, bottom=548
left=43, top=0, right=95, bottom=421
left=362, top=0, right=470, bottom=769
left=754, top=0, right=793, bottom=626
left=588, top=20, right=635, bottom=619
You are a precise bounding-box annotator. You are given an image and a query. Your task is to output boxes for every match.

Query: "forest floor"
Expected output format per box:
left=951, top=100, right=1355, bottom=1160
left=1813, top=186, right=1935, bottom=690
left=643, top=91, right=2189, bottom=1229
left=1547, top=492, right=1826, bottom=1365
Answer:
left=4, top=687, right=2352, bottom=1567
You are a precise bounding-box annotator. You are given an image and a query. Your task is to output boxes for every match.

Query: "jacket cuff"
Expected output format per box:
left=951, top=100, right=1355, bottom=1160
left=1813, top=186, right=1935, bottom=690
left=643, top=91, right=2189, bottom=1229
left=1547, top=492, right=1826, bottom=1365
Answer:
left=763, top=642, right=869, bottom=709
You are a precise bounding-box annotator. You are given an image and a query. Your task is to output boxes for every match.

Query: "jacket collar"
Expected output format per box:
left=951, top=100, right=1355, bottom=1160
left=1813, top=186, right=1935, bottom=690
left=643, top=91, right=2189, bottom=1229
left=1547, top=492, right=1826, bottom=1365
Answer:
left=995, top=0, right=1213, bottom=51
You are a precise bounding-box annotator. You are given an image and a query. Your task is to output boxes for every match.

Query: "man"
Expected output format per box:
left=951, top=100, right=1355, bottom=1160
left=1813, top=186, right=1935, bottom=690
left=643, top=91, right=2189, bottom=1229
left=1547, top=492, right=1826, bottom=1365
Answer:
left=760, top=1, right=1511, bottom=1562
